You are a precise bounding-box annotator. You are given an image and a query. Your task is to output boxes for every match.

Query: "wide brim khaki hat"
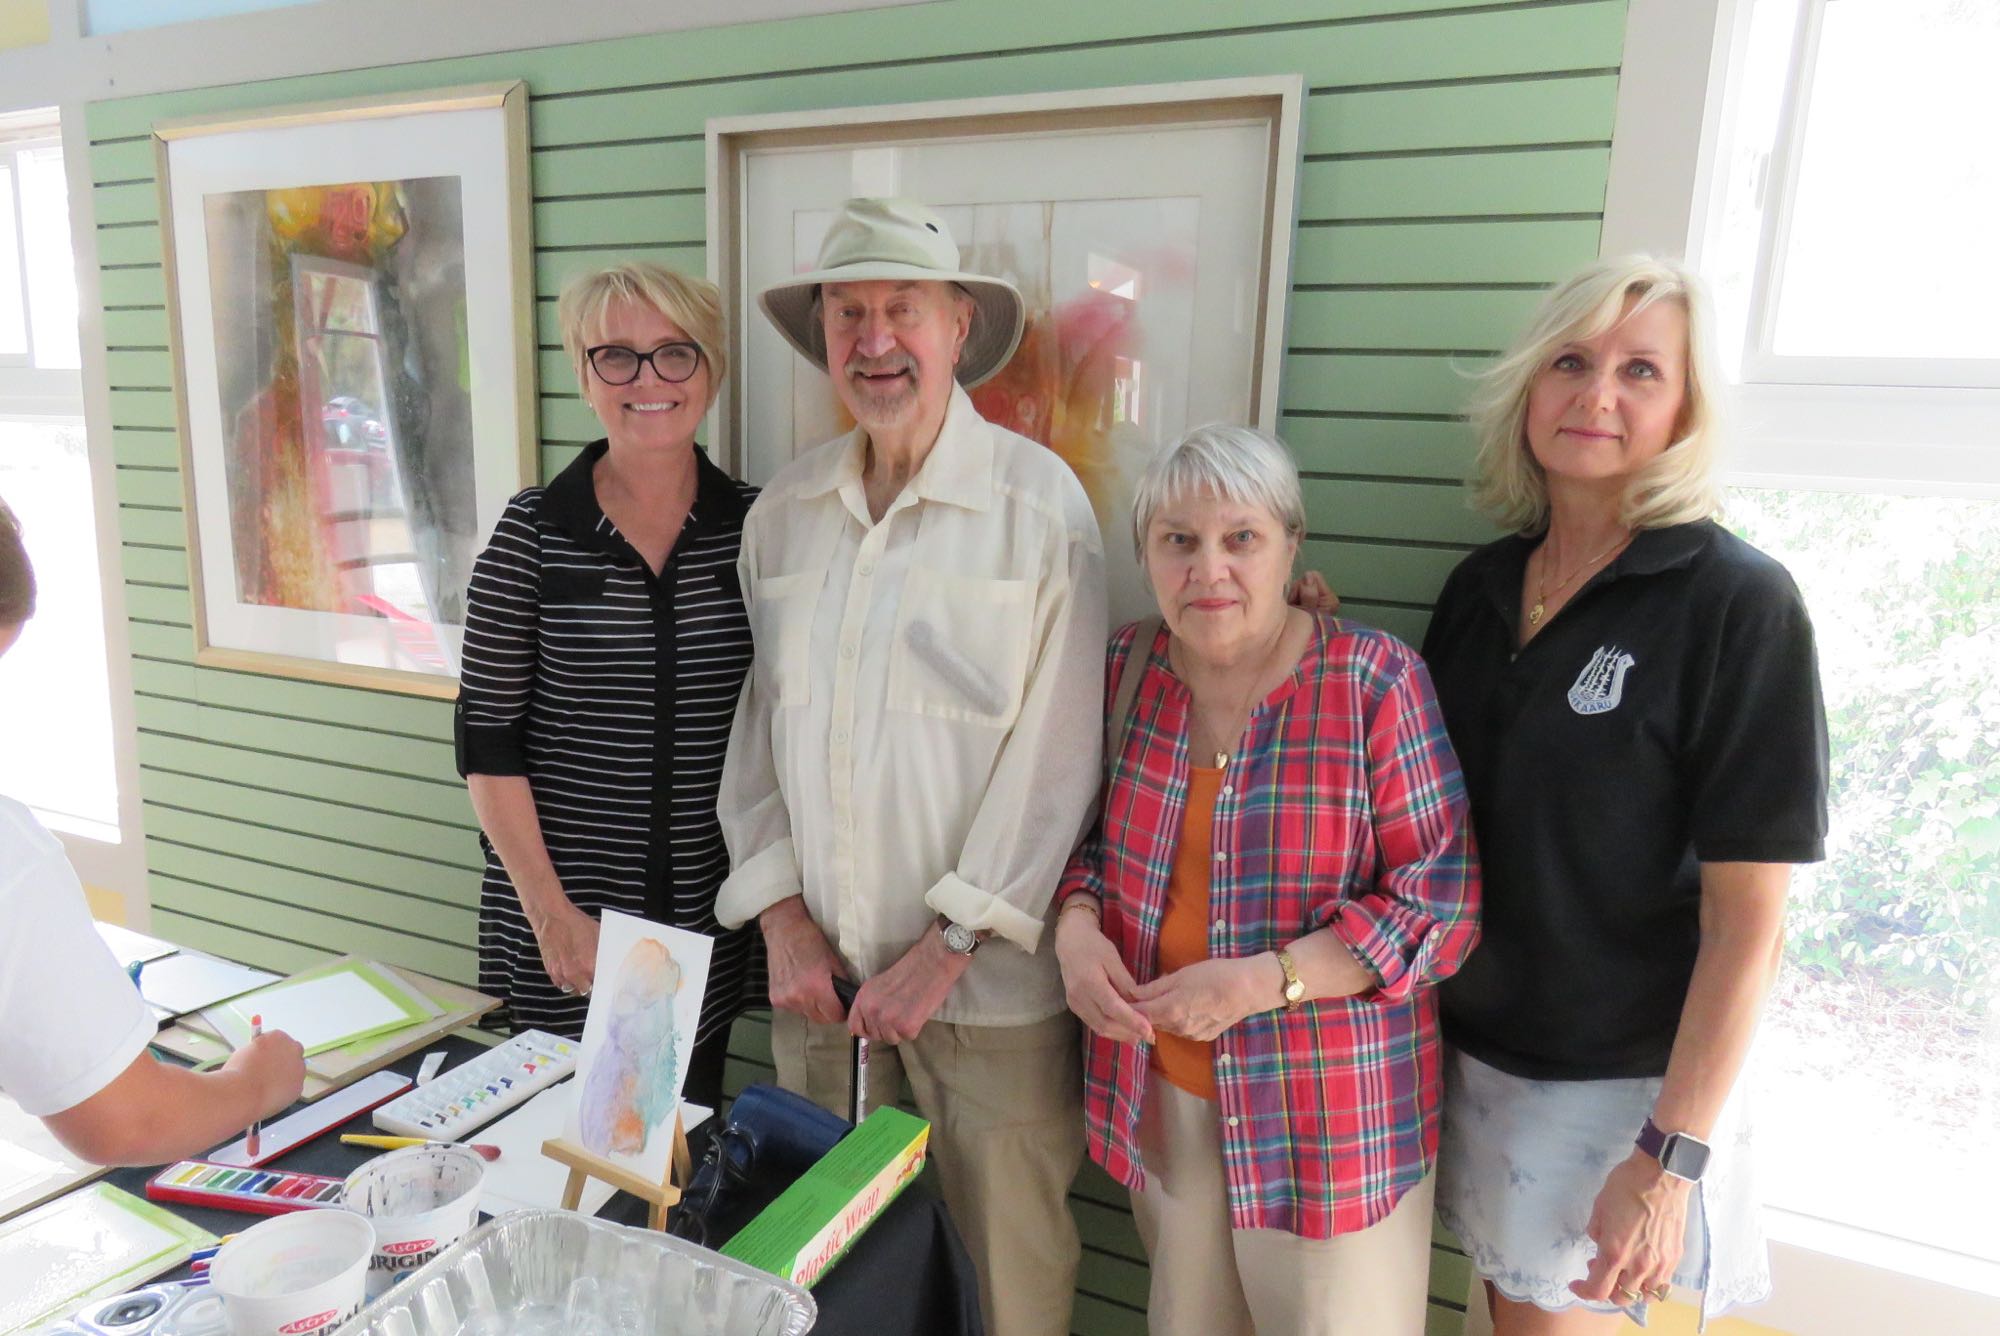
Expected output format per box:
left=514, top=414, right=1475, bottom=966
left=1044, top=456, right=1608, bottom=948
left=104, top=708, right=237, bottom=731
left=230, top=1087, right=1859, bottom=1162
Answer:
left=757, top=197, right=1025, bottom=389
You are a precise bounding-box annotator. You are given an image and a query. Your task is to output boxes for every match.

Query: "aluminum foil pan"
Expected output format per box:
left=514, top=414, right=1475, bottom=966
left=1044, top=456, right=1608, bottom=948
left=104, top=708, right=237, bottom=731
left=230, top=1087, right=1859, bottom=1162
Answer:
left=341, top=1209, right=815, bottom=1335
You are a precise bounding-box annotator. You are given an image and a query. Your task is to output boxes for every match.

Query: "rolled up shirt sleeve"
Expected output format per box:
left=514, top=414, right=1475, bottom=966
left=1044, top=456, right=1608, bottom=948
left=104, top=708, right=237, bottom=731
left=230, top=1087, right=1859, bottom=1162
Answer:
left=1331, top=652, right=1482, bottom=1003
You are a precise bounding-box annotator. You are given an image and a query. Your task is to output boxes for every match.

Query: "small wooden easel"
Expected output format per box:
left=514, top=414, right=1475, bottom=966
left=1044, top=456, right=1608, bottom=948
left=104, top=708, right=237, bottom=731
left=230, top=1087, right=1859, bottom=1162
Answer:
left=542, top=1110, right=693, bottom=1231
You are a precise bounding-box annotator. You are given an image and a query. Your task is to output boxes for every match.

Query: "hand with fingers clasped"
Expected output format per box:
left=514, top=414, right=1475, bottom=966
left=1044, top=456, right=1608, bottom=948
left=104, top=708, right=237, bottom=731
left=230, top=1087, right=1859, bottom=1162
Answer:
left=847, top=929, right=970, bottom=1045
left=1131, top=955, right=1272, bottom=1042
left=530, top=899, right=601, bottom=996
left=1055, top=902, right=1153, bottom=1046
left=1570, top=1149, right=1691, bottom=1307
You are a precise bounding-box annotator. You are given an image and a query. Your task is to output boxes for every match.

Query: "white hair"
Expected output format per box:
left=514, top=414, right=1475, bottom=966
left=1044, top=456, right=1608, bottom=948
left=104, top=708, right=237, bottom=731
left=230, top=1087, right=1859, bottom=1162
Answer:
left=1130, top=424, right=1307, bottom=560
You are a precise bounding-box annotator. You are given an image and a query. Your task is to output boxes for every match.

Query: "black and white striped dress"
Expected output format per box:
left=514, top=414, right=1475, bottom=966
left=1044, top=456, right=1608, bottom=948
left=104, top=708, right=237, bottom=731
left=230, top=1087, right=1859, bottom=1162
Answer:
left=453, top=441, right=762, bottom=1049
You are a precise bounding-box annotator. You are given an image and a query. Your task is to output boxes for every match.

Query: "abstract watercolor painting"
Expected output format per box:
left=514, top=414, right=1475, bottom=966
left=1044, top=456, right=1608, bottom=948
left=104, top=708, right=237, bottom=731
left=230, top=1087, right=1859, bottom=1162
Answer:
left=563, top=911, right=713, bottom=1184
left=156, top=81, right=534, bottom=695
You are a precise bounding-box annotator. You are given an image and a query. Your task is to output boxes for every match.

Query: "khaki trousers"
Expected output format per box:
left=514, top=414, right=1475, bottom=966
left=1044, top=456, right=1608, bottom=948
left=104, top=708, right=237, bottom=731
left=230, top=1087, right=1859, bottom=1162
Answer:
left=770, top=1008, right=1084, bottom=1336
left=1131, top=1072, right=1438, bottom=1336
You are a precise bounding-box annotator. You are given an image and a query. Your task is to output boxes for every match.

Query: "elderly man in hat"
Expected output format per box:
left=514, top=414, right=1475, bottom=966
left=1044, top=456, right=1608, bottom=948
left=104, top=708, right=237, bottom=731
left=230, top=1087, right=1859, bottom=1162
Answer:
left=717, top=198, right=1104, bottom=1335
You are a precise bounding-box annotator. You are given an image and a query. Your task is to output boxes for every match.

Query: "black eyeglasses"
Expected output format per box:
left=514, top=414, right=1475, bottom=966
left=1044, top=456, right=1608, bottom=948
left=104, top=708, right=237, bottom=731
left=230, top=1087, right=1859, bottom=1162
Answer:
left=586, top=340, right=703, bottom=385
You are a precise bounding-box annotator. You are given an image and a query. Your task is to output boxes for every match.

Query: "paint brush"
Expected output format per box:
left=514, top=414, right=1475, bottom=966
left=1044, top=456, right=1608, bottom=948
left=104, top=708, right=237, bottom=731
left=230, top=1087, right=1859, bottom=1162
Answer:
left=244, top=1015, right=262, bottom=1160
left=340, top=1133, right=501, bottom=1161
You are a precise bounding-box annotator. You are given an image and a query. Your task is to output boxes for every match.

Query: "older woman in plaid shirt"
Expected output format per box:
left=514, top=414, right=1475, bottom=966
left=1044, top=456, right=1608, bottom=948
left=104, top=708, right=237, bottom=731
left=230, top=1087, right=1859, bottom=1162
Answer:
left=1055, top=425, right=1481, bottom=1336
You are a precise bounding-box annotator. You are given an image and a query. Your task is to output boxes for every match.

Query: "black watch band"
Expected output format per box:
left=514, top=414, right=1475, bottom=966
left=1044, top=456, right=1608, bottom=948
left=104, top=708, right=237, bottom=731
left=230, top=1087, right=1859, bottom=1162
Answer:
left=1635, top=1117, right=1712, bottom=1183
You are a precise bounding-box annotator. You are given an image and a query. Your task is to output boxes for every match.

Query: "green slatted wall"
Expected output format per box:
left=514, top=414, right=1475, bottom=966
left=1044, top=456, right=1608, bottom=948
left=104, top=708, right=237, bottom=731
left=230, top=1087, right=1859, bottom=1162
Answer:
left=86, top=2, right=1627, bottom=1330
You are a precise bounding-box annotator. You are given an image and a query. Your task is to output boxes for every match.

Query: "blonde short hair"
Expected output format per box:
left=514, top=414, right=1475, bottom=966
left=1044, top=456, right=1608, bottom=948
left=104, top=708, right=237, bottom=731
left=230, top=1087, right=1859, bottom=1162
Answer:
left=1130, top=424, right=1306, bottom=560
left=556, top=262, right=728, bottom=398
left=1468, top=255, right=1724, bottom=534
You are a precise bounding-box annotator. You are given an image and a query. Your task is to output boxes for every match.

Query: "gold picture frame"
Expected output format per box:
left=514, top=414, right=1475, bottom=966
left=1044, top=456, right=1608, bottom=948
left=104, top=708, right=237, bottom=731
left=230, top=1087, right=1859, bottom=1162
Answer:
left=155, top=81, right=536, bottom=697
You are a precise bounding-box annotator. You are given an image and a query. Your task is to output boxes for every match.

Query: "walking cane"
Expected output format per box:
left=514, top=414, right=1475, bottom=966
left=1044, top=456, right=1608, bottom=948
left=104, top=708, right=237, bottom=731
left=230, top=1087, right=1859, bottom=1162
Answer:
left=830, top=976, right=868, bottom=1127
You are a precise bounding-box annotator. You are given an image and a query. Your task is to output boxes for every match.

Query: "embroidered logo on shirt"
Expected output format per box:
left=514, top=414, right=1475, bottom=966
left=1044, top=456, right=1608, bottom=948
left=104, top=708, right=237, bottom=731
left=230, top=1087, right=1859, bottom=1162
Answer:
left=1567, top=644, right=1636, bottom=715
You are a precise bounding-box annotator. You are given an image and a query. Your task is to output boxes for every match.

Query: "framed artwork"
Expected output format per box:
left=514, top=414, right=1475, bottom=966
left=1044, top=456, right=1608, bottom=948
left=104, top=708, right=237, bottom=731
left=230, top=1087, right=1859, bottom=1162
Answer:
left=563, top=910, right=715, bottom=1186
left=707, top=77, right=1304, bottom=621
left=155, top=81, right=536, bottom=696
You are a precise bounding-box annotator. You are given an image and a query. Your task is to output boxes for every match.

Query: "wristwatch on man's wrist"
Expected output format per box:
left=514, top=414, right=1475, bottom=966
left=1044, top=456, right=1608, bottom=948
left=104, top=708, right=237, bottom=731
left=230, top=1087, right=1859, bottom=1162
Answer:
left=939, top=916, right=987, bottom=957
left=1635, top=1117, right=1712, bottom=1183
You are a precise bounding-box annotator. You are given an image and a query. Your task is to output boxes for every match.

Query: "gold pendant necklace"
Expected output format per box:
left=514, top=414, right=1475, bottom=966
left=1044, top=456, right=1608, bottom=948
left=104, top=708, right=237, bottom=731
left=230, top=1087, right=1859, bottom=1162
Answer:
left=1528, top=533, right=1630, bottom=628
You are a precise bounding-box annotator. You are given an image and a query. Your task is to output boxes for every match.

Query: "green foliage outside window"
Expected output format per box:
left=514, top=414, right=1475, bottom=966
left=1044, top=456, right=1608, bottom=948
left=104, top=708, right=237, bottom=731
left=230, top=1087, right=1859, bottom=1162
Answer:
left=1727, top=488, right=2000, bottom=1015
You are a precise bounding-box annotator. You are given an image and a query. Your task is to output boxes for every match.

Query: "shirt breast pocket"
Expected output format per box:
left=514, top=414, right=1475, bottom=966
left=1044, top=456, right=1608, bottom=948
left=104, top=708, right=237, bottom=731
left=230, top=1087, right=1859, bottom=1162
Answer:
left=886, top=569, right=1035, bottom=729
left=750, top=569, right=824, bottom=708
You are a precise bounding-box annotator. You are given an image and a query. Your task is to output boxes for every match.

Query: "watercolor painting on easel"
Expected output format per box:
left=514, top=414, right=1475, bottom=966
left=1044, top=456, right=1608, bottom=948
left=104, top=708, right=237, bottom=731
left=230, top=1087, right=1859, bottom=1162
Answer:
left=560, top=911, right=712, bottom=1186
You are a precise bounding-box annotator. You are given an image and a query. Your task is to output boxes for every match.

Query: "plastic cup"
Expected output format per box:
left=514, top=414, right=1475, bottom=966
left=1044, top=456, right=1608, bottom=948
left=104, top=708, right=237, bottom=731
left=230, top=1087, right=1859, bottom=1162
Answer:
left=208, top=1209, right=374, bottom=1336
left=342, top=1144, right=486, bottom=1297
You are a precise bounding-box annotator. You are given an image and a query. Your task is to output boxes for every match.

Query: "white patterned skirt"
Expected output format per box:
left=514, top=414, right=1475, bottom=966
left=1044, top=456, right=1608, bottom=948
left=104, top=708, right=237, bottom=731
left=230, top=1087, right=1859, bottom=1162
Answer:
left=1435, top=1047, right=1771, bottom=1331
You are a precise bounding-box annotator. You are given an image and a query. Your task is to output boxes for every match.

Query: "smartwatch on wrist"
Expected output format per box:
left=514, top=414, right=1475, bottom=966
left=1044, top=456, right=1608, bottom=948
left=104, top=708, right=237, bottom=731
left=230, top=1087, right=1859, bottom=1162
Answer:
left=1635, top=1117, right=1711, bottom=1183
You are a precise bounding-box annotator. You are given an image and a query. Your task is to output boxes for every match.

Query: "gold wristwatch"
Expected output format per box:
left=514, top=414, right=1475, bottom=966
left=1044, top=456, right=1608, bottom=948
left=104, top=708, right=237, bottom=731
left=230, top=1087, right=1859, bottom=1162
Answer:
left=1276, top=949, right=1306, bottom=1010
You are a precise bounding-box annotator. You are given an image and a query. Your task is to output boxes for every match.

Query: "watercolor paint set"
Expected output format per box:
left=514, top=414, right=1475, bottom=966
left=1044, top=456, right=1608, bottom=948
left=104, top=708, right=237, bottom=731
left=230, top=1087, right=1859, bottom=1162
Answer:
left=145, top=1161, right=345, bottom=1216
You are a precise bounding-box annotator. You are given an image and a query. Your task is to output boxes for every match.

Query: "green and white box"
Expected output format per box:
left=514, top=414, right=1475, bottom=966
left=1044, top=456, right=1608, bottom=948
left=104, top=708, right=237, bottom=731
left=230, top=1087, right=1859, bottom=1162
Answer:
left=721, top=1106, right=929, bottom=1288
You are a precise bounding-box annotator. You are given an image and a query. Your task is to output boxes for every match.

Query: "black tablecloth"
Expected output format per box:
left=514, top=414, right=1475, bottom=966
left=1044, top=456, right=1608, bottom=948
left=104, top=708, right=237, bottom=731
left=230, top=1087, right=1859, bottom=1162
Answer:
left=103, top=1036, right=981, bottom=1336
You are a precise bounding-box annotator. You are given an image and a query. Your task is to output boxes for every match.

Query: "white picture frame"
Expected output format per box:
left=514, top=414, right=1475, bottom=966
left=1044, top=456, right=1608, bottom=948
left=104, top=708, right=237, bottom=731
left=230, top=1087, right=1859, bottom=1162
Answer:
left=707, top=78, right=1304, bottom=622
left=155, top=82, right=536, bottom=696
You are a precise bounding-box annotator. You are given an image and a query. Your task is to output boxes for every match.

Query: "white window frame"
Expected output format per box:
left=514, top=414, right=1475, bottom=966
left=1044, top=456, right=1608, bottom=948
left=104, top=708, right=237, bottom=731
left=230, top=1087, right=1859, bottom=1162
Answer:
left=0, top=111, right=147, bottom=912
left=1740, top=0, right=2000, bottom=393
left=1597, top=1, right=2000, bottom=1329
left=1606, top=0, right=2000, bottom=501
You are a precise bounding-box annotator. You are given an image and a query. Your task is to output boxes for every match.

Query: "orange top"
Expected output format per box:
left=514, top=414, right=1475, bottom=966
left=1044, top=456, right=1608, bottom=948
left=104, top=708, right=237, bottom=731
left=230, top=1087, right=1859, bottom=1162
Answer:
left=1150, top=764, right=1225, bottom=1100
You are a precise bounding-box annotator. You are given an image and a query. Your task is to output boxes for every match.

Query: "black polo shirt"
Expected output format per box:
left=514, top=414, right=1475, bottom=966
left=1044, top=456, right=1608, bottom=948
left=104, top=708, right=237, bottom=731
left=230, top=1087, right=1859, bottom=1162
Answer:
left=1421, top=520, right=1827, bottom=1080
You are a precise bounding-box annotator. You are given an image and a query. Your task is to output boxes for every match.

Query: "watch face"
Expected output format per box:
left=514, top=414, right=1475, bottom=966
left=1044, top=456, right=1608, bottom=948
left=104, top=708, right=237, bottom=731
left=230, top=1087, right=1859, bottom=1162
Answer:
left=1283, top=980, right=1306, bottom=1004
left=943, top=923, right=978, bottom=955
left=1661, top=1133, right=1712, bottom=1182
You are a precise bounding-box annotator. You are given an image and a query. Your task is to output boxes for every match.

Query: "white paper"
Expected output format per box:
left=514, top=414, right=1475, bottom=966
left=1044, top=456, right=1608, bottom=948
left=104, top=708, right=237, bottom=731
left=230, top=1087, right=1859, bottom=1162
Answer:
left=560, top=913, right=714, bottom=1188
left=0, top=1187, right=195, bottom=1329
left=0, top=1138, right=65, bottom=1201
left=94, top=922, right=177, bottom=969
left=137, top=952, right=277, bottom=1019
left=221, top=969, right=412, bottom=1051
left=478, top=1082, right=711, bottom=1218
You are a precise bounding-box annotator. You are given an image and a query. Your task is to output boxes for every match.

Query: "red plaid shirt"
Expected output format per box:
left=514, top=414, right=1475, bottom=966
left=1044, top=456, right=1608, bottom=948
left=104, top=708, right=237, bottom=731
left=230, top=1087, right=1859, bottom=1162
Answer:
left=1061, top=616, right=1480, bottom=1238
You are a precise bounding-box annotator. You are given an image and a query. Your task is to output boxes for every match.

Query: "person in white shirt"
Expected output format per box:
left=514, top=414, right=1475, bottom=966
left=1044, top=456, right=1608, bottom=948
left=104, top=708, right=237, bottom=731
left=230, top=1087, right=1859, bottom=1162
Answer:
left=717, top=198, right=1107, bottom=1336
left=0, top=498, right=304, bottom=1165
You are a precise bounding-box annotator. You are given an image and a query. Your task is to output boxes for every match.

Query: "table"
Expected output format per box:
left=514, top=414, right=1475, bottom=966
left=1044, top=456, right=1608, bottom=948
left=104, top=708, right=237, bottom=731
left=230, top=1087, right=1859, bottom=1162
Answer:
left=102, top=1037, right=982, bottom=1336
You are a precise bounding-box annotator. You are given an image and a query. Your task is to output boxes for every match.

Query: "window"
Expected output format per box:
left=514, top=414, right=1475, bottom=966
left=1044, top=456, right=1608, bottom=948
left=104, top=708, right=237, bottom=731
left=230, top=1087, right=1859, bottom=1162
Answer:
left=0, top=118, right=117, bottom=840
left=1726, top=488, right=1999, bottom=1264
left=1700, top=0, right=2000, bottom=491
left=1694, top=0, right=2000, bottom=1287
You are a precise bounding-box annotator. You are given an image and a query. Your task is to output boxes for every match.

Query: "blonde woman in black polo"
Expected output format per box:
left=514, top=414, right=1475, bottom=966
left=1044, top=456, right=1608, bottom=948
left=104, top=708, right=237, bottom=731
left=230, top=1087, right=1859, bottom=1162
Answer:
left=456, top=263, right=759, bottom=1111
left=1421, top=257, right=1828, bottom=1334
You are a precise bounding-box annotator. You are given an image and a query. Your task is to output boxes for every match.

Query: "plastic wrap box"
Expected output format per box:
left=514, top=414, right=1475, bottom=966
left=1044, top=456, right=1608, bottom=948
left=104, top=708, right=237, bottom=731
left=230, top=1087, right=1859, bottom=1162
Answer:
left=721, top=1106, right=929, bottom=1289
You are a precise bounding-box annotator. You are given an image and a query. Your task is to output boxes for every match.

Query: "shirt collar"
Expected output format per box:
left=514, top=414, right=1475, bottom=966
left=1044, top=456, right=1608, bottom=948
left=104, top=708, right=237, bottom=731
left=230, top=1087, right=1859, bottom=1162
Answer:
left=1474, top=520, right=1716, bottom=618
left=541, top=439, right=747, bottom=552
left=795, top=383, right=996, bottom=513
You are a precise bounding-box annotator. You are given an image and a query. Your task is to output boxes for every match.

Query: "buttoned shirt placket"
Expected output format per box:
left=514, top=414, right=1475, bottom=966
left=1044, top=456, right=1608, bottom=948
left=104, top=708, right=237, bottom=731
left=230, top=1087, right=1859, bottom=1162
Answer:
left=824, top=479, right=918, bottom=966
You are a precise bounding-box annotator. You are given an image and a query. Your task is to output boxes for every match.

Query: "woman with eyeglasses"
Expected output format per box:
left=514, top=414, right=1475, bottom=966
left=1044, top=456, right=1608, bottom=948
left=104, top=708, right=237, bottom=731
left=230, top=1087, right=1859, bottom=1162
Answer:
left=456, top=263, right=759, bottom=1109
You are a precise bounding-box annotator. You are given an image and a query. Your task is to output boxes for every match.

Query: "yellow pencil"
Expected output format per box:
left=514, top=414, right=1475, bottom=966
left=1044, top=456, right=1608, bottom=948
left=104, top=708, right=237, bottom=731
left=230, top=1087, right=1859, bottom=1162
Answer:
left=340, top=1134, right=429, bottom=1150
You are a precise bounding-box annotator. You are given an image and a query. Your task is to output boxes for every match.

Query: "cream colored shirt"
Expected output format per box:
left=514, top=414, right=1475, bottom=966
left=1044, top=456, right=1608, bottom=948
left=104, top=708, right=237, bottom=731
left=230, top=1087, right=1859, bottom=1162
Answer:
left=717, top=385, right=1108, bottom=1026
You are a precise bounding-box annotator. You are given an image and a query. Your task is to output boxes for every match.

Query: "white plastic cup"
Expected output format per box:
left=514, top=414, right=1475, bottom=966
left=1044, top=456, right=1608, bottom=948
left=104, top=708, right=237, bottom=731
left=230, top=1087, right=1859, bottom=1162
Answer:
left=208, top=1209, right=374, bottom=1336
left=342, top=1144, right=486, bottom=1297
